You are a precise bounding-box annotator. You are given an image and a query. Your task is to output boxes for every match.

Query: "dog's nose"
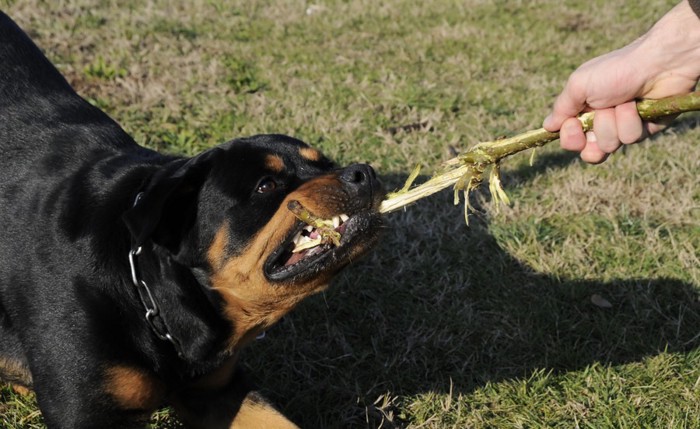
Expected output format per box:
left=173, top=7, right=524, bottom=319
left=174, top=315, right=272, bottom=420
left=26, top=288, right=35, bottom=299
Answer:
left=339, top=163, right=376, bottom=187
left=338, top=163, right=383, bottom=208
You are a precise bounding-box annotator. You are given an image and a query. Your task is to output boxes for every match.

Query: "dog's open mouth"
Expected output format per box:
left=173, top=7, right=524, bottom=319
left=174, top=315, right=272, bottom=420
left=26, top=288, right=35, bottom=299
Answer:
left=263, top=208, right=379, bottom=282
left=285, top=213, right=349, bottom=266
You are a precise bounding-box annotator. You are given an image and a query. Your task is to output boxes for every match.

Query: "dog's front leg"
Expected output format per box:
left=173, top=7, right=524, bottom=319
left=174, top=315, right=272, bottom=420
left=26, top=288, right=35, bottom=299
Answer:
left=223, top=390, right=301, bottom=429
left=172, top=378, right=300, bottom=429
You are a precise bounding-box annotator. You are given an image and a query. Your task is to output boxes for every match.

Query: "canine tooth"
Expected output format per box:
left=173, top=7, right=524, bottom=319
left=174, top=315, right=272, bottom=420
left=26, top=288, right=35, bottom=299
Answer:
left=292, top=237, right=323, bottom=253
left=292, top=235, right=310, bottom=251
left=340, top=214, right=349, bottom=222
left=332, top=216, right=340, bottom=228
left=304, top=225, right=313, bottom=232
left=293, top=231, right=303, bottom=243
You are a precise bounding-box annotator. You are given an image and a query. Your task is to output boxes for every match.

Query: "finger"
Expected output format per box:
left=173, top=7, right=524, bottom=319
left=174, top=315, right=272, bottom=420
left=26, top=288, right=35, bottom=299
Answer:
left=580, top=132, right=609, bottom=164
left=646, top=122, right=666, bottom=135
left=592, top=108, right=621, bottom=154
left=645, top=113, right=678, bottom=135
left=559, top=117, right=586, bottom=151
left=543, top=79, right=587, bottom=131
left=615, top=102, right=643, bottom=144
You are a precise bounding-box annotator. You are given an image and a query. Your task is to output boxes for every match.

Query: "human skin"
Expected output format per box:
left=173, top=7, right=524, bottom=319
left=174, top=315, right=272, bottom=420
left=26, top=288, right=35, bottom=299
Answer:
left=543, top=0, right=700, bottom=163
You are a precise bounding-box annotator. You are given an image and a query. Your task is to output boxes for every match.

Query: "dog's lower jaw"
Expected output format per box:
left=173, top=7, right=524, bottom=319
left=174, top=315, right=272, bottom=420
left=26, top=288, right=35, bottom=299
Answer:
left=218, top=280, right=330, bottom=352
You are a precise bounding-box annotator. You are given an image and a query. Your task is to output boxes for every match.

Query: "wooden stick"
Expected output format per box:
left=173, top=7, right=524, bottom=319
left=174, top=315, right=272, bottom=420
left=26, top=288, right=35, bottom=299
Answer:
left=379, top=91, right=700, bottom=215
left=287, top=200, right=341, bottom=246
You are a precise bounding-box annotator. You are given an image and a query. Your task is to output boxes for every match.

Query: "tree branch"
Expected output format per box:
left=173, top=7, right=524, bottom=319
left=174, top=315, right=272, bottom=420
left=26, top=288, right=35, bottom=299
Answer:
left=379, top=91, right=700, bottom=218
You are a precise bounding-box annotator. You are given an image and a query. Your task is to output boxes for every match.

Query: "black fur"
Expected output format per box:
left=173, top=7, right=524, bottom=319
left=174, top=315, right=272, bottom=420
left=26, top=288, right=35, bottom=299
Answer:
left=0, top=12, right=382, bottom=428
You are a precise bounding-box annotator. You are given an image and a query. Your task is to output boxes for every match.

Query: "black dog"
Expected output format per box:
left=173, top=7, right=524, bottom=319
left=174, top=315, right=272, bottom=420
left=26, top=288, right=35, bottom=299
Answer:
left=0, top=12, right=383, bottom=429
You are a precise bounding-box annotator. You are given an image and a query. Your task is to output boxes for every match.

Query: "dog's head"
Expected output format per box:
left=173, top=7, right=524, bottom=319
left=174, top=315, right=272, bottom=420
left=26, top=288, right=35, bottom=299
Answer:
left=123, top=134, right=384, bottom=346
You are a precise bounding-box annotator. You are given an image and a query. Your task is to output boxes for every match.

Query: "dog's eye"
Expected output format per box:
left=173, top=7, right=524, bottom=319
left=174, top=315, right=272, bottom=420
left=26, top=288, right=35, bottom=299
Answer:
left=256, top=177, right=277, bottom=194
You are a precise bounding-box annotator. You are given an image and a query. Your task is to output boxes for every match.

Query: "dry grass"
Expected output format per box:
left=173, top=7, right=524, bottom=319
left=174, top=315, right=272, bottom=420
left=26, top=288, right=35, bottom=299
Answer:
left=2, top=0, right=699, bottom=428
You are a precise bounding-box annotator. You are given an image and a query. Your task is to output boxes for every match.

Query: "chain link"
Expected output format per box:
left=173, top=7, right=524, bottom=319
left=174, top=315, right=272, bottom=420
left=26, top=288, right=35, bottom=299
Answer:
left=128, top=246, right=183, bottom=356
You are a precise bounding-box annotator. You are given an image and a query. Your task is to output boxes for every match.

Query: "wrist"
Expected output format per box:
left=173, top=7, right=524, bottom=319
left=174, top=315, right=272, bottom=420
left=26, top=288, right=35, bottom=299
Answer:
left=637, top=1, right=700, bottom=80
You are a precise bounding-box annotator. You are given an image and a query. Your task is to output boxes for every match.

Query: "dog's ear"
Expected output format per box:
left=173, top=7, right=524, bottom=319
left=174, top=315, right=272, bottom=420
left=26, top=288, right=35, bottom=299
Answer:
left=123, top=148, right=222, bottom=253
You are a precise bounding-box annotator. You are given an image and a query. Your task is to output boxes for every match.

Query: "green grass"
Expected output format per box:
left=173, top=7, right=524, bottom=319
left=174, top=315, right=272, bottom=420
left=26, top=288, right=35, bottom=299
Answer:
left=3, top=0, right=699, bottom=428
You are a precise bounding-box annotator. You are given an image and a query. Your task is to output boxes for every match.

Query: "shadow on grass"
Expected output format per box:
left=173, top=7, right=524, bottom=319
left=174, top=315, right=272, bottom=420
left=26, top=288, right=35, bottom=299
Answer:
left=2, top=151, right=694, bottom=429
left=253, top=121, right=700, bottom=426
left=242, top=151, right=700, bottom=428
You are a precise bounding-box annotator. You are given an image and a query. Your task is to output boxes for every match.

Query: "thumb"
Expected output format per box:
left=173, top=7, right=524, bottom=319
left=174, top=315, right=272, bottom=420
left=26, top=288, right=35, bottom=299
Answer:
left=543, top=83, right=588, bottom=132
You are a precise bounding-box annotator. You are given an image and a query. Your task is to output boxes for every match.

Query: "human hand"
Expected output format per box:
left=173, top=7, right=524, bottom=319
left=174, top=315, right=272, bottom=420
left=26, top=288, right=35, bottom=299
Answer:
left=543, top=1, right=700, bottom=163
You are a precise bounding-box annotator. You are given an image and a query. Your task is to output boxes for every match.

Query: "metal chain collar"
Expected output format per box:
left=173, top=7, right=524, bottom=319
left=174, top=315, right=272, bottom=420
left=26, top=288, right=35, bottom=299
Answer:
left=128, top=246, right=184, bottom=358
left=126, top=191, right=266, bottom=358
left=128, top=192, right=184, bottom=358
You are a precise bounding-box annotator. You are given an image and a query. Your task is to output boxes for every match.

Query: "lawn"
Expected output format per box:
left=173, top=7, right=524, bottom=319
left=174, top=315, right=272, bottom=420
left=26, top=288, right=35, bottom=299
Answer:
left=1, top=0, right=699, bottom=428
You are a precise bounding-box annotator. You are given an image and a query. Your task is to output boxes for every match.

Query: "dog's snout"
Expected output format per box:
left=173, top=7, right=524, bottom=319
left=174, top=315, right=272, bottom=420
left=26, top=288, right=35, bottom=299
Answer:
left=339, top=163, right=375, bottom=187
left=338, top=163, right=383, bottom=209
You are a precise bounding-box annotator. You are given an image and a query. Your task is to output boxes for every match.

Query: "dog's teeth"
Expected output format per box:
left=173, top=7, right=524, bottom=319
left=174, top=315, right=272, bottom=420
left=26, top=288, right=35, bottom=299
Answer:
left=292, top=237, right=323, bottom=253
left=293, top=231, right=303, bottom=243
left=340, top=214, right=349, bottom=222
left=304, top=225, right=313, bottom=232
left=332, top=216, right=340, bottom=228
left=292, top=234, right=310, bottom=251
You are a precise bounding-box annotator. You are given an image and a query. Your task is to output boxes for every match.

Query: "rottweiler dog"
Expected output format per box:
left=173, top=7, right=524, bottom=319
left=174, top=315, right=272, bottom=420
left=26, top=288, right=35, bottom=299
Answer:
left=0, top=12, right=383, bottom=429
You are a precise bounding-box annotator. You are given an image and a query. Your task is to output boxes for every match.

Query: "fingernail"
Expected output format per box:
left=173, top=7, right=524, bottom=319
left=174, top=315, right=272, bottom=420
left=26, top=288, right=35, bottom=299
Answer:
left=585, top=131, right=597, bottom=143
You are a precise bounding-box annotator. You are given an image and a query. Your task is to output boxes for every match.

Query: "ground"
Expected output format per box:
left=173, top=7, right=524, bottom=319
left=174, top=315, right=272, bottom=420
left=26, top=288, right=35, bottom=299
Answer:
left=1, top=0, right=699, bottom=428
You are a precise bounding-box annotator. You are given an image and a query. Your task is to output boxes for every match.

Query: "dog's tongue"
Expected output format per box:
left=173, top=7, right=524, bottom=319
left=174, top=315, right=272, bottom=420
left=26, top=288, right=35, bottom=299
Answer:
left=285, top=252, right=305, bottom=267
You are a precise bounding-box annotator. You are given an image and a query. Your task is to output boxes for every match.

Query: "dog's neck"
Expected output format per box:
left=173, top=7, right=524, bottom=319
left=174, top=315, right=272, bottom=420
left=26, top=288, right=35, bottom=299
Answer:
left=126, top=239, right=235, bottom=371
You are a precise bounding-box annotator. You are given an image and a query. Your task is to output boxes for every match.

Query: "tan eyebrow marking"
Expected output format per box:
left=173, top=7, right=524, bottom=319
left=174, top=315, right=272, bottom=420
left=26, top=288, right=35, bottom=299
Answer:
left=299, top=147, right=321, bottom=161
left=265, top=155, right=285, bottom=172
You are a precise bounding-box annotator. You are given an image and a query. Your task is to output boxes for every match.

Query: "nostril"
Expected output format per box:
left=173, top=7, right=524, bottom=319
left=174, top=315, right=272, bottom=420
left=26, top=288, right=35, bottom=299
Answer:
left=340, top=164, right=373, bottom=185
left=351, top=170, right=366, bottom=183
